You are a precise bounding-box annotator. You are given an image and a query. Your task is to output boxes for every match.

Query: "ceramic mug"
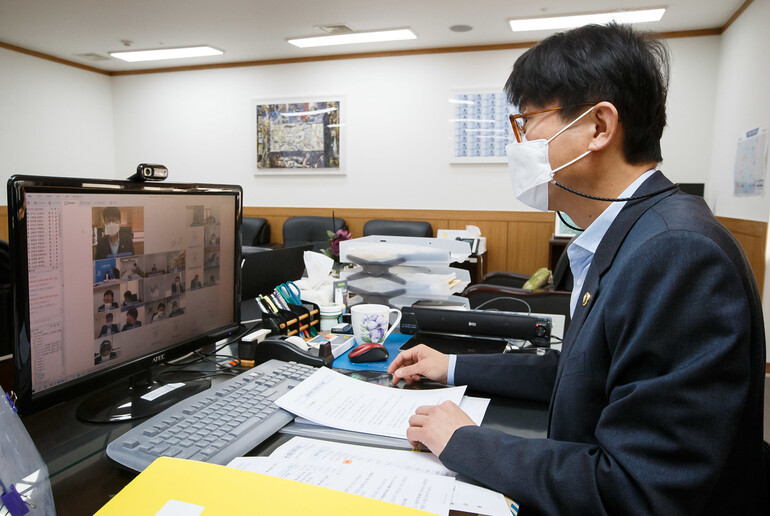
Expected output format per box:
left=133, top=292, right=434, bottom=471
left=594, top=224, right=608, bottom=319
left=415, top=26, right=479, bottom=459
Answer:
left=350, top=304, right=402, bottom=345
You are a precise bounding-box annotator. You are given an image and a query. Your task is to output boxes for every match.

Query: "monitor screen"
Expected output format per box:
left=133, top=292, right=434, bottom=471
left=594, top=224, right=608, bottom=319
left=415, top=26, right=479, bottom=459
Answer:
left=8, top=175, right=242, bottom=418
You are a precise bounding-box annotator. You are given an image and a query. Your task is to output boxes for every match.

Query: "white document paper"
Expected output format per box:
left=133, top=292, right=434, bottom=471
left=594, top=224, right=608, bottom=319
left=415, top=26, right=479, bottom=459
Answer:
left=294, top=395, right=491, bottom=428
left=249, top=437, right=510, bottom=516
left=228, top=456, right=454, bottom=516
left=275, top=367, right=466, bottom=439
left=269, top=436, right=454, bottom=476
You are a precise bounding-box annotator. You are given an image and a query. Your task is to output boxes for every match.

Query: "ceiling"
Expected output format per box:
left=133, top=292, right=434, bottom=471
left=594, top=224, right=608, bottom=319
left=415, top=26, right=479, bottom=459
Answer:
left=0, top=0, right=746, bottom=73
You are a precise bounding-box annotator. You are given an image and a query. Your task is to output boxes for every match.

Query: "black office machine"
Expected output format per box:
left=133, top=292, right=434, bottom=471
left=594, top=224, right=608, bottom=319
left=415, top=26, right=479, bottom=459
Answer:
left=400, top=306, right=552, bottom=354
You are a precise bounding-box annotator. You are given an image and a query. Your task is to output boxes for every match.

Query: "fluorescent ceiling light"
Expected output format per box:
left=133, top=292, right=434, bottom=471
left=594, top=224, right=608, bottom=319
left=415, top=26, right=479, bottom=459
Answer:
left=509, top=8, right=666, bottom=32
left=288, top=28, right=416, bottom=48
left=110, top=45, right=223, bottom=63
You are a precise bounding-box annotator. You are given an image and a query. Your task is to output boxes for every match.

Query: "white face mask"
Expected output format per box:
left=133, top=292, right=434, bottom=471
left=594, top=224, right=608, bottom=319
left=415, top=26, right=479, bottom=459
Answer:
left=104, top=222, right=120, bottom=237
left=507, top=106, right=595, bottom=211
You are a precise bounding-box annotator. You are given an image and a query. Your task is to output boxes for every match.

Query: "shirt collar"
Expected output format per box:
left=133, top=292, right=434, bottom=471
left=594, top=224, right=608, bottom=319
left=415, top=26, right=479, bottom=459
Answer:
left=569, top=169, right=657, bottom=256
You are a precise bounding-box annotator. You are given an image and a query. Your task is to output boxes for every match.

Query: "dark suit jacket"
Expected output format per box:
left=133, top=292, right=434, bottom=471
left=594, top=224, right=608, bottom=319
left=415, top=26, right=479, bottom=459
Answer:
left=440, top=172, right=767, bottom=515
left=98, top=323, right=120, bottom=337
left=94, top=233, right=134, bottom=259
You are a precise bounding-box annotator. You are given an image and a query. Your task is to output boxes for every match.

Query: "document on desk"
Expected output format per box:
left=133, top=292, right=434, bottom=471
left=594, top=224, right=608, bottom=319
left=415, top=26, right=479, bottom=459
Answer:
left=228, top=456, right=454, bottom=516
left=228, top=437, right=510, bottom=516
left=275, top=367, right=467, bottom=439
left=294, top=395, right=490, bottom=427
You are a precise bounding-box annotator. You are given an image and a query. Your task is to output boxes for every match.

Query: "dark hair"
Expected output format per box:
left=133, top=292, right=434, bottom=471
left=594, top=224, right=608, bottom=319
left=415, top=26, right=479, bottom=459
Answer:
left=104, top=289, right=114, bottom=298
left=105, top=313, right=113, bottom=320
left=505, top=23, right=669, bottom=164
left=127, top=308, right=138, bottom=319
left=100, top=341, right=112, bottom=354
left=123, top=290, right=132, bottom=298
left=158, top=302, right=166, bottom=309
left=102, top=206, right=121, bottom=222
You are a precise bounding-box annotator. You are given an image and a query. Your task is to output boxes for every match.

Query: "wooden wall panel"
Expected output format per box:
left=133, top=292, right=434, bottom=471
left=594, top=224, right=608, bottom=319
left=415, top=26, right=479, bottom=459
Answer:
left=716, top=216, right=767, bottom=293
left=242, top=206, right=554, bottom=275
left=0, top=205, right=764, bottom=294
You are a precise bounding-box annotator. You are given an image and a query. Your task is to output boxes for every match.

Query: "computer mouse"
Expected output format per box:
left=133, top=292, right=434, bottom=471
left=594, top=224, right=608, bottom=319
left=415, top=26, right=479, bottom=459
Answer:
left=348, top=343, right=389, bottom=363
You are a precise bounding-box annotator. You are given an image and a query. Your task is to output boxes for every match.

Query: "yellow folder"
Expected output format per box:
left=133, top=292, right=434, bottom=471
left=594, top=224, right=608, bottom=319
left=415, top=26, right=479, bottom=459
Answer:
left=95, top=457, right=432, bottom=515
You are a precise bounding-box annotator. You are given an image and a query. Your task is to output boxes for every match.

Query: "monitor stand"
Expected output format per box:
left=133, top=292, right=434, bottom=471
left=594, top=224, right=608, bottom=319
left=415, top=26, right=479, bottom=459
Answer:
left=75, top=369, right=210, bottom=423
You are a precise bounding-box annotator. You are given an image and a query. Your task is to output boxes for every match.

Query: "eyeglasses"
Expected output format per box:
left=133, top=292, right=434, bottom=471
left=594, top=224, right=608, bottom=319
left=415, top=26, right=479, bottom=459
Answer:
left=509, top=104, right=595, bottom=143
left=509, top=107, right=563, bottom=143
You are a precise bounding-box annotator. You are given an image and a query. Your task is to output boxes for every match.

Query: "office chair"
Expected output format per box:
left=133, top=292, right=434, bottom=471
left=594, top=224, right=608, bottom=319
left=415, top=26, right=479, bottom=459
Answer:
left=282, top=216, right=347, bottom=252
left=242, top=217, right=271, bottom=246
left=461, top=284, right=572, bottom=331
left=363, top=219, right=433, bottom=238
left=481, top=235, right=575, bottom=292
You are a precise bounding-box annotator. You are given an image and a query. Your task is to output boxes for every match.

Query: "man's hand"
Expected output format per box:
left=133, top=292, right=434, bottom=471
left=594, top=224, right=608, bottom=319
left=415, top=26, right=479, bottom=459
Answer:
left=387, top=344, right=449, bottom=386
left=407, top=401, right=476, bottom=456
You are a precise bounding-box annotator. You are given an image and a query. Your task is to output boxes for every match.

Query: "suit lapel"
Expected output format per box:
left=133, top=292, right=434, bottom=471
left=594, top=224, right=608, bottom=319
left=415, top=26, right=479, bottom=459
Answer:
left=546, top=171, right=678, bottom=435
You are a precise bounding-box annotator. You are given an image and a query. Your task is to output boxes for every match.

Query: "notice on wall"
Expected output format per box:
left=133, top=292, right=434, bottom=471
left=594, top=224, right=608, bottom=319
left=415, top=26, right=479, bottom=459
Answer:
left=733, top=124, right=769, bottom=196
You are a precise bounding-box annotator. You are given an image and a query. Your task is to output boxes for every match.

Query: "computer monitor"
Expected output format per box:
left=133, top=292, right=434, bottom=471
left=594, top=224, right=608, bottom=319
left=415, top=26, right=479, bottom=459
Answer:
left=7, top=175, right=243, bottom=422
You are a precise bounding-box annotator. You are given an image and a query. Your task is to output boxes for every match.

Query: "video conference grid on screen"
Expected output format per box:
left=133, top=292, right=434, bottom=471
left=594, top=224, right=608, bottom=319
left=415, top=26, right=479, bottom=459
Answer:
left=25, top=193, right=236, bottom=394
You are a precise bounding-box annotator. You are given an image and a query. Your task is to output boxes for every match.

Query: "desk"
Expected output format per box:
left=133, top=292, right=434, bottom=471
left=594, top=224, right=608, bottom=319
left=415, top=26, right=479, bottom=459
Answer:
left=22, top=351, right=548, bottom=515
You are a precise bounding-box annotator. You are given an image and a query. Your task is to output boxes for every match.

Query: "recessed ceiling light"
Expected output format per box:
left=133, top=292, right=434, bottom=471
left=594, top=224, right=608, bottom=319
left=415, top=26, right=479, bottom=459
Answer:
left=509, top=8, right=666, bottom=32
left=109, top=45, right=223, bottom=63
left=450, top=25, right=473, bottom=33
left=287, top=28, right=417, bottom=48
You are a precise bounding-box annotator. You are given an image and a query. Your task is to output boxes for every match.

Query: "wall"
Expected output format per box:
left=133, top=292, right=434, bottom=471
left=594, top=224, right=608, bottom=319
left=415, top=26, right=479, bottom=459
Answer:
left=110, top=37, right=720, bottom=210
left=707, top=0, right=770, bottom=360
left=0, top=48, right=116, bottom=182
left=709, top=0, right=770, bottom=222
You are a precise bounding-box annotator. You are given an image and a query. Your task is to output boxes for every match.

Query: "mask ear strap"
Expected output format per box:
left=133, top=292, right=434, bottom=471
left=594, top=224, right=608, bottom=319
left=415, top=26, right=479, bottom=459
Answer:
left=552, top=150, right=591, bottom=174
left=547, top=105, right=595, bottom=143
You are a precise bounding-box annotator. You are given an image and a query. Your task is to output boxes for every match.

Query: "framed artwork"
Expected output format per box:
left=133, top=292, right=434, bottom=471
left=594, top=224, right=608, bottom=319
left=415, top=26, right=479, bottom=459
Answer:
left=255, top=98, right=343, bottom=175
left=449, top=89, right=514, bottom=164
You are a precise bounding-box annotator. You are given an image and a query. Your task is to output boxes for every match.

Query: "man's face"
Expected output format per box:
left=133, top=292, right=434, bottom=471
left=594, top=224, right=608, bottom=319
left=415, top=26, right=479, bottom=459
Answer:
left=519, top=102, right=595, bottom=211
left=126, top=314, right=136, bottom=325
left=104, top=293, right=113, bottom=304
left=106, top=315, right=113, bottom=324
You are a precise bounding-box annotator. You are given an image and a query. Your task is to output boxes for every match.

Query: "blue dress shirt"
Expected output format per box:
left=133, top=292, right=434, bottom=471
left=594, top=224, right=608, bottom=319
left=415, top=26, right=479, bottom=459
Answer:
left=447, top=169, right=656, bottom=385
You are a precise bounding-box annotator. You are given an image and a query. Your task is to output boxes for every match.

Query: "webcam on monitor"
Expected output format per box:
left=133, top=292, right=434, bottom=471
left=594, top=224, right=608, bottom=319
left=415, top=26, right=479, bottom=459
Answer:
left=130, top=163, right=168, bottom=182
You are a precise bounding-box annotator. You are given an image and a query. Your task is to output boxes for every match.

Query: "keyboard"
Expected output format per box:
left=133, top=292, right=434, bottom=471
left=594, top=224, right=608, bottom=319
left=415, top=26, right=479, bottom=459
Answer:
left=106, top=359, right=316, bottom=472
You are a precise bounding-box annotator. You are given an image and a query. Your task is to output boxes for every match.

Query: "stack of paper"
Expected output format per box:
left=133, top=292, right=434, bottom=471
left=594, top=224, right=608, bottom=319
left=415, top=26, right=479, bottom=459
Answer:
left=274, top=367, right=468, bottom=440
left=228, top=437, right=510, bottom=516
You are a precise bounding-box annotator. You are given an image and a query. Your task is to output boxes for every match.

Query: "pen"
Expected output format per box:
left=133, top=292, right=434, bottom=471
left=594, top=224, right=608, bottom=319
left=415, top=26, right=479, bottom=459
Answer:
left=254, top=297, right=269, bottom=313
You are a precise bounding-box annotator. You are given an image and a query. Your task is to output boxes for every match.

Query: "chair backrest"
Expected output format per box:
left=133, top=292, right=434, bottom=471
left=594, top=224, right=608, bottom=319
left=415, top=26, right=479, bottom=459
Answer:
left=282, top=216, right=347, bottom=252
left=462, top=283, right=572, bottom=331
left=363, top=219, right=433, bottom=238
left=242, top=217, right=271, bottom=246
left=551, top=236, right=577, bottom=291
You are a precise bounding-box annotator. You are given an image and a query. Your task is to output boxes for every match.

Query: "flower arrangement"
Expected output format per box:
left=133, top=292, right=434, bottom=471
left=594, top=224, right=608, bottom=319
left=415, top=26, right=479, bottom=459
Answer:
left=323, top=229, right=351, bottom=262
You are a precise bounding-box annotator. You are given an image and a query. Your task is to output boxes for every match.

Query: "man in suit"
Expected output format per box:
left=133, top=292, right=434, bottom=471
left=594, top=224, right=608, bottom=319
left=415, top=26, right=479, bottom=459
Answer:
left=388, top=23, right=767, bottom=514
left=97, top=289, right=118, bottom=312
left=94, top=206, right=133, bottom=259
left=97, top=312, right=120, bottom=337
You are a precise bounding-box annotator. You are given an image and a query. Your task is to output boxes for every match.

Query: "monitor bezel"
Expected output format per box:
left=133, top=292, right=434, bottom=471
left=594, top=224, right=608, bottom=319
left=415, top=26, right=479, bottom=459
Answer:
left=7, top=174, right=243, bottom=415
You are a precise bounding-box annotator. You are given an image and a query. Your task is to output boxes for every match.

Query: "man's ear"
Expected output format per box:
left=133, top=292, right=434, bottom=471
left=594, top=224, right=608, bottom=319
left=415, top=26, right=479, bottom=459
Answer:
left=587, top=101, right=620, bottom=152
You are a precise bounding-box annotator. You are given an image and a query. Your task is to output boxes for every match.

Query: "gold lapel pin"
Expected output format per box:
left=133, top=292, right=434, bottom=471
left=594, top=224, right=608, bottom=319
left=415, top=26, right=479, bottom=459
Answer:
left=582, top=292, right=592, bottom=306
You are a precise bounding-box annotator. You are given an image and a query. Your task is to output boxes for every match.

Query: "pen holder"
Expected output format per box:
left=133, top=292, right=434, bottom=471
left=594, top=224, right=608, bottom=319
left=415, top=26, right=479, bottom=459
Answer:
left=276, top=307, right=300, bottom=336
left=288, top=302, right=321, bottom=336
left=261, top=312, right=285, bottom=336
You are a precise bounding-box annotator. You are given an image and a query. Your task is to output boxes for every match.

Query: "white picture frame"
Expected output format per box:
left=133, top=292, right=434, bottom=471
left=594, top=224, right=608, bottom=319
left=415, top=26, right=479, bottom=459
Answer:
left=254, top=96, right=345, bottom=176
left=448, top=89, right=513, bottom=164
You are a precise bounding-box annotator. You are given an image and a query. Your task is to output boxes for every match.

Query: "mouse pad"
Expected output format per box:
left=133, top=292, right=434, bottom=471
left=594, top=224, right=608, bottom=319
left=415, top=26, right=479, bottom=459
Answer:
left=332, top=333, right=412, bottom=372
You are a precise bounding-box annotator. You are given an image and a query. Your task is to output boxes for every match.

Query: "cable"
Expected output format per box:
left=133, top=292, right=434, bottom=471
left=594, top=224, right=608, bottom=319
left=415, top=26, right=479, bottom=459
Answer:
left=553, top=180, right=679, bottom=203
left=557, top=211, right=584, bottom=232
left=155, top=369, right=238, bottom=384
left=163, top=321, right=261, bottom=367
left=474, top=297, right=532, bottom=314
